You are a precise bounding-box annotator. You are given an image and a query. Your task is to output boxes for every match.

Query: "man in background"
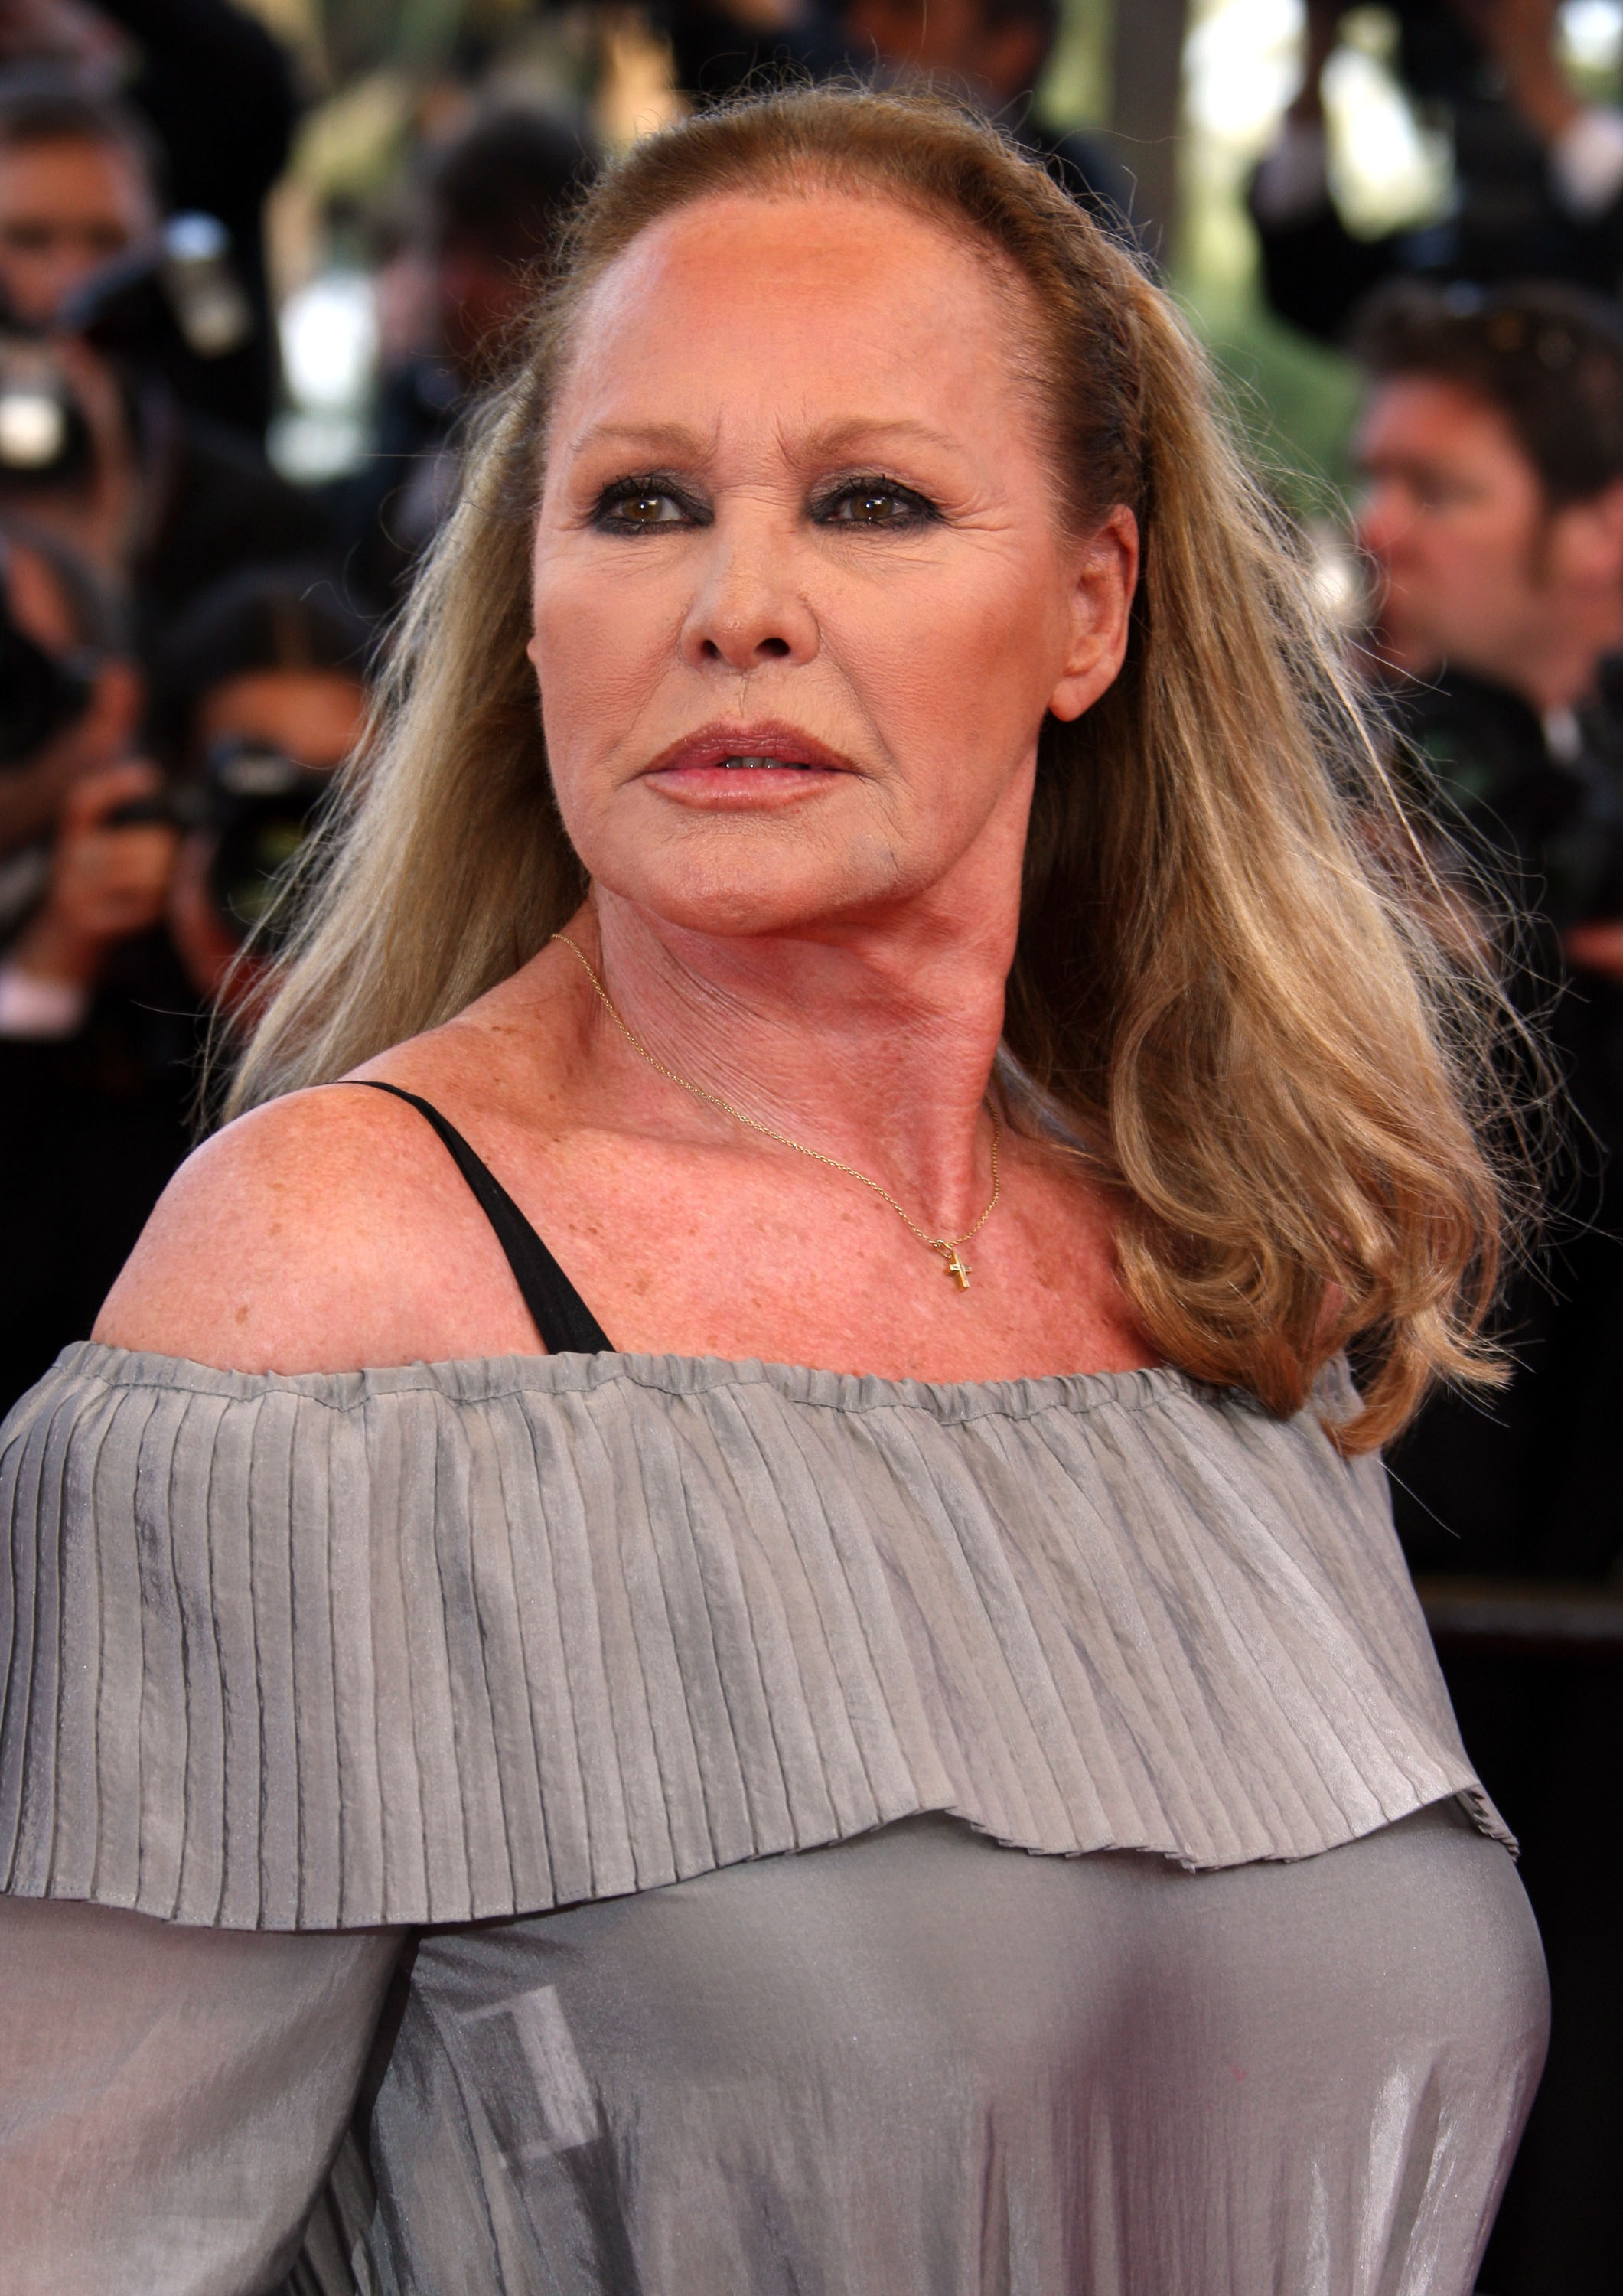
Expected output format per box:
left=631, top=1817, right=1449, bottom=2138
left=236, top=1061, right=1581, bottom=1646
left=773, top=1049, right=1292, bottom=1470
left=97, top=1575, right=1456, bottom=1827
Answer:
left=0, top=563, right=370, bottom=1417
left=1354, top=275, right=1623, bottom=2292
left=840, top=0, right=1134, bottom=236
left=0, top=0, right=297, bottom=433
left=337, top=104, right=595, bottom=614
left=0, top=75, right=328, bottom=649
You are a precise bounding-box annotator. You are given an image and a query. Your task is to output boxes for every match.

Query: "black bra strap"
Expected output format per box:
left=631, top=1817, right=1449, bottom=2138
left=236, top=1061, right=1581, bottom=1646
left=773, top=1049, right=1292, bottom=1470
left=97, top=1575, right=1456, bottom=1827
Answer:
left=346, top=1080, right=614, bottom=1355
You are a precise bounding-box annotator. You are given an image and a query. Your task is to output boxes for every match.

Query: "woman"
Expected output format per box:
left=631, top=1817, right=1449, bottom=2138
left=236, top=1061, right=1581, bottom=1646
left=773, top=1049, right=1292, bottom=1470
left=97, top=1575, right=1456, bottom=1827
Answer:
left=0, top=86, right=1546, bottom=2296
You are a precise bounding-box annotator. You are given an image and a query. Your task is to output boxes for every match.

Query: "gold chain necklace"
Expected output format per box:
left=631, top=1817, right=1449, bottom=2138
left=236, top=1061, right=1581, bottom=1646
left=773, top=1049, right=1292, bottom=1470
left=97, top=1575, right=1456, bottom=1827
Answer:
left=552, top=931, right=1001, bottom=1289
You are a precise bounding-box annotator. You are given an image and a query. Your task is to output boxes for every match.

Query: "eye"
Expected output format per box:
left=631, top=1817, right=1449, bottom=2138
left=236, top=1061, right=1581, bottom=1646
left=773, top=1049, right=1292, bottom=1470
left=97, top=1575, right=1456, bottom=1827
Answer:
left=592, top=477, right=703, bottom=531
left=816, top=477, right=939, bottom=528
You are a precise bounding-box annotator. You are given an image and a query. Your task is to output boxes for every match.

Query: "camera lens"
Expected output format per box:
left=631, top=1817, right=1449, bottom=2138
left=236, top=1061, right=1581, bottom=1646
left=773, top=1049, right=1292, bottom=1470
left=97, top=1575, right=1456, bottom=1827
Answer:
left=0, top=387, right=68, bottom=470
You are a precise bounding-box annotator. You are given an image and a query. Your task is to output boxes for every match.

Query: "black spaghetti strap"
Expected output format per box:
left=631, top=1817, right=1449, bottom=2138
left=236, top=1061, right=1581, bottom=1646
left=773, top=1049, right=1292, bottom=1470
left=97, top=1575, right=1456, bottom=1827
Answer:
left=347, top=1080, right=614, bottom=1355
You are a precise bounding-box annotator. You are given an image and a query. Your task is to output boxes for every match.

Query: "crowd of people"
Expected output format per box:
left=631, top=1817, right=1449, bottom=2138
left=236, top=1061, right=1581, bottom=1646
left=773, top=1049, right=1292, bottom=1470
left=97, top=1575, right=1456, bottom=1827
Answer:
left=0, top=0, right=1621, bottom=2281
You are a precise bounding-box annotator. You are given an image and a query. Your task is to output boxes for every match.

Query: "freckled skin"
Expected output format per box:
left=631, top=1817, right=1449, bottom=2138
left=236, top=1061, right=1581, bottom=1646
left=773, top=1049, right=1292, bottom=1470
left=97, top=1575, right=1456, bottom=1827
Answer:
left=99, top=191, right=1154, bottom=1385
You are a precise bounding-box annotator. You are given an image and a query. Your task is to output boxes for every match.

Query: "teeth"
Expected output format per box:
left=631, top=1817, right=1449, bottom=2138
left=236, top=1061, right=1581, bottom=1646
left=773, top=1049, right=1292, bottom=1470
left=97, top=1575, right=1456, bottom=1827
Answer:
left=722, top=755, right=788, bottom=769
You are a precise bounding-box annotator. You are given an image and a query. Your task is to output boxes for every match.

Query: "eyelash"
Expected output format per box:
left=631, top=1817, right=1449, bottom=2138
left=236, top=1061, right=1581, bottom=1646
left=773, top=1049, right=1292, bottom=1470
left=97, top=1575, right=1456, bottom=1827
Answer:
left=588, top=474, right=940, bottom=532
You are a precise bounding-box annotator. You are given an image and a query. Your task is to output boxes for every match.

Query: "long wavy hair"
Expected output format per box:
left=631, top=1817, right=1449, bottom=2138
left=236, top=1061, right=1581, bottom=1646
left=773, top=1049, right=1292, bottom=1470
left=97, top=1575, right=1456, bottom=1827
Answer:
left=230, top=83, right=1525, bottom=1453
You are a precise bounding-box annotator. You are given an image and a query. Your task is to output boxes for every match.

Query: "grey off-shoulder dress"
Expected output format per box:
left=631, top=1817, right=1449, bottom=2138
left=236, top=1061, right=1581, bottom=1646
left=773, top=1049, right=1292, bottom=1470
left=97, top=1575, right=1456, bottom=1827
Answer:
left=0, top=1100, right=1548, bottom=2296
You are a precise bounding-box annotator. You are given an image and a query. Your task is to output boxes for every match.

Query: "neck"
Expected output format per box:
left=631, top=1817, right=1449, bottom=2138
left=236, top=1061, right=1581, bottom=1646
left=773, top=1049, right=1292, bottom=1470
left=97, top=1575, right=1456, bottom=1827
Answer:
left=1511, top=638, right=1608, bottom=716
left=1495, top=592, right=1622, bottom=715
left=569, top=881, right=1015, bottom=1236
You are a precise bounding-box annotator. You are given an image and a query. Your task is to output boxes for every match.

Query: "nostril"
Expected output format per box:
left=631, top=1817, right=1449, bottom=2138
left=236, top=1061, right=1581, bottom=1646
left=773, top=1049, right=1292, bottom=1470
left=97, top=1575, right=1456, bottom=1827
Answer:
left=758, top=638, right=790, bottom=659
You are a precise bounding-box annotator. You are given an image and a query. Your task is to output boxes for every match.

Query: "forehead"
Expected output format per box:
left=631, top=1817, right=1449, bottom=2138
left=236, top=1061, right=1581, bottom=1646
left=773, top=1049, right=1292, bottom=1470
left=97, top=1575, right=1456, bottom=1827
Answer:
left=0, top=134, right=152, bottom=217
left=1357, top=373, right=1530, bottom=472
left=552, top=188, right=1038, bottom=445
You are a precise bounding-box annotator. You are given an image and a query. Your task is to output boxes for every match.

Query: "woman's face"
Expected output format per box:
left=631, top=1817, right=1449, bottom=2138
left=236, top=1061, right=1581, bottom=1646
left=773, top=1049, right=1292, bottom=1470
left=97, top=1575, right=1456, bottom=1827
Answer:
left=530, top=188, right=1136, bottom=940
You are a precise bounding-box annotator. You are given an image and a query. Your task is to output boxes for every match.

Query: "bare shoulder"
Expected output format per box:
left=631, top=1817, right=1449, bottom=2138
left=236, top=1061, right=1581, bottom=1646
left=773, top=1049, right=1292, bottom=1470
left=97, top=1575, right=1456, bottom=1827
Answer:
left=94, top=1065, right=542, bottom=1375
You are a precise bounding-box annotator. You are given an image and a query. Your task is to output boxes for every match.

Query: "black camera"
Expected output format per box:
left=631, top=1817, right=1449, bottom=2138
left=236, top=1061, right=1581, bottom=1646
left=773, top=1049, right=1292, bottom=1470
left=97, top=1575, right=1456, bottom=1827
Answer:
left=0, top=573, right=94, bottom=768
left=0, top=214, right=253, bottom=488
left=204, top=741, right=330, bottom=947
left=109, top=738, right=331, bottom=949
left=1383, top=0, right=1572, bottom=278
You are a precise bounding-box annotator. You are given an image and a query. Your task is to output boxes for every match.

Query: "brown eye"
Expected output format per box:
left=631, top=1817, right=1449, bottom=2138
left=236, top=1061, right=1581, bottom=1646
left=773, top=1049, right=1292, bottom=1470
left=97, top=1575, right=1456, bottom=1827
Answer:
left=820, top=480, right=937, bottom=527
left=605, top=491, right=685, bottom=527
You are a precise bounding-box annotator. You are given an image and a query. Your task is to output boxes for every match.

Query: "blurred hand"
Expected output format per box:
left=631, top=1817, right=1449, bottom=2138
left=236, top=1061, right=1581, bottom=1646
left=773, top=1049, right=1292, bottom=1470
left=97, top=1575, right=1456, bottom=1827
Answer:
left=1453, top=0, right=1579, bottom=141
left=1564, top=918, right=1623, bottom=983
left=1286, top=0, right=1347, bottom=126
left=10, top=758, right=178, bottom=990
left=167, top=827, right=258, bottom=1013
left=0, top=654, right=143, bottom=861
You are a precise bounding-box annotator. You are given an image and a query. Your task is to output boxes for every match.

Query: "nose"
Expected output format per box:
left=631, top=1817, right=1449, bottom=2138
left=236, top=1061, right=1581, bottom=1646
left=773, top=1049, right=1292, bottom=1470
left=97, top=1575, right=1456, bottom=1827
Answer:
left=679, top=517, right=819, bottom=674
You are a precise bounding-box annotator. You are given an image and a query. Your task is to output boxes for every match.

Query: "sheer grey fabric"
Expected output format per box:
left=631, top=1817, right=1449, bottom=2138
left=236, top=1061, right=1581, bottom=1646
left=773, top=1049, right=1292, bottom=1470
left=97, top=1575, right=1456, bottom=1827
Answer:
left=292, top=1805, right=1545, bottom=2296
left=0, top=1343, right=1546, bottom=2293
left=0, top=1892, right=397, bottom=2296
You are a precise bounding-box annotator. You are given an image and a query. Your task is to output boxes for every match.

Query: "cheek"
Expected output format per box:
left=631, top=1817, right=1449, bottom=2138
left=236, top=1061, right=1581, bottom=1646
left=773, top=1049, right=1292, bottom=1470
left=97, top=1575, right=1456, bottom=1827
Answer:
left=530, top=555, right=672, bottom=775
left=826, top=546, right=1068, bottom=752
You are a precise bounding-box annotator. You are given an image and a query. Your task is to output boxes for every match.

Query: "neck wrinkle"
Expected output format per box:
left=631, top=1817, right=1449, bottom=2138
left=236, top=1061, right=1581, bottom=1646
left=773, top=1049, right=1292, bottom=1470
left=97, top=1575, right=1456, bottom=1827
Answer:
left=575, top=893, right=1015, bottom=1231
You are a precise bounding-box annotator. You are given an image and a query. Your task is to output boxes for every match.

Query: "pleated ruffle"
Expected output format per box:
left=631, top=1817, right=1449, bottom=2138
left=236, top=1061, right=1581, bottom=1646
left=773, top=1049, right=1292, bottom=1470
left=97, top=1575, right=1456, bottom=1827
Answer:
left=0, top=1342, right=1507, bottom=1929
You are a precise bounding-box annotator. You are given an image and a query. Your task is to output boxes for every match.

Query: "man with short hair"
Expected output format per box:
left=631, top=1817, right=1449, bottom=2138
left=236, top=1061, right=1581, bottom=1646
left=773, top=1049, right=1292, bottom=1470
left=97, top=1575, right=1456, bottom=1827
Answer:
left=0, top=80, right=159, bottom=329
left=1357, top=281, right=1623, bottom=734
left=0, top=71, right=329, bottom=656
left=1356, top=275, right=1623, bottom=1559
left=1354, top=276, right=1623, bottom=2293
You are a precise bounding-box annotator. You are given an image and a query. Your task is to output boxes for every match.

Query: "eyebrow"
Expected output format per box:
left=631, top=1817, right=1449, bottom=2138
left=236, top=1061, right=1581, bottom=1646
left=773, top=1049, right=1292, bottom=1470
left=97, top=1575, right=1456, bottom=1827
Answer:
left=563, top=420, right=714, bottom=461
left=562, top=414, right=970, bottom=466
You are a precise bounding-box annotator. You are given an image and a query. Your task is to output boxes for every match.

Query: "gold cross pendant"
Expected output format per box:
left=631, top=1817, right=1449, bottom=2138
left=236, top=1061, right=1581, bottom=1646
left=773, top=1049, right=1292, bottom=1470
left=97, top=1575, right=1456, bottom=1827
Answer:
left=940, top=1244, right=971, bottom=1290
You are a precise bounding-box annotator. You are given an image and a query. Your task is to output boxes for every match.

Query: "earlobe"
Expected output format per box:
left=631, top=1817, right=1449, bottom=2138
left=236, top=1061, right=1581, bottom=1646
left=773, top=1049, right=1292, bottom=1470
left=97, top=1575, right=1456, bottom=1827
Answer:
left=1047, top=506, right=1139, bottom=724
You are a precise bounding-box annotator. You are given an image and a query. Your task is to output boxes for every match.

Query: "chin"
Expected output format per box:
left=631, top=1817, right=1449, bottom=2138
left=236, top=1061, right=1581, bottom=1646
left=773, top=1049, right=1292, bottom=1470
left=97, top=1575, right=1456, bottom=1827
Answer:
left=610, top=850, right=913, bottom=941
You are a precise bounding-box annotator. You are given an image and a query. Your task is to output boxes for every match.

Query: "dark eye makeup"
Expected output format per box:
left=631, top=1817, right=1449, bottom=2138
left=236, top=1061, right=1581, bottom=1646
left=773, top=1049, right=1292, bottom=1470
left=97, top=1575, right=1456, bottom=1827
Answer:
left=587, top=471, right=943, bottom=533
left=591, top=475, right=709, bottom=530
left=811, top=475, right=941, bottom=527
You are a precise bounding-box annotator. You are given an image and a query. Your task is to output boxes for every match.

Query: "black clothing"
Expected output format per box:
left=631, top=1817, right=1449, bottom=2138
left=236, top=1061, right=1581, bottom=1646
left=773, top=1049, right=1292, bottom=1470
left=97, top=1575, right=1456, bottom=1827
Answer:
left=103, top=0, right=299, bottom=435
left=136, top=404, right=334, bottom=660
left=1017, top=119, right=1139, bottom=245
left=1254, top=172, right=1623, bottom=347
left=347, top=1080, right=615, bottom=1355
left=324, top=357, right=460, bottom=615
left=0, top=936, right=200, bottom=1420
left=658, top=0, right=849, bottom=99
left=1383, top=664, right=1623, bottom=2296
left=1389, top=665, right=1623, bottom=1576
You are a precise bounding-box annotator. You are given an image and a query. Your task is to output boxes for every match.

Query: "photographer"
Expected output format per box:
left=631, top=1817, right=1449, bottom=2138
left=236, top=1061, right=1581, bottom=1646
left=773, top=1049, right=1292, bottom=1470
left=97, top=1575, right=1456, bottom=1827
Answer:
left=0, top=514, right=136, bottom=922
left=0, top=564, right=370, bottom=1416
left=1253, top=0, right=1623, bottom=342
left=0, top=73, right=329, bottom=650
left=1354, top=275, right=1623, bottom=2289
left=338, top=105, right=596, bottom=614
left=0, top=0, right=298, bottom=434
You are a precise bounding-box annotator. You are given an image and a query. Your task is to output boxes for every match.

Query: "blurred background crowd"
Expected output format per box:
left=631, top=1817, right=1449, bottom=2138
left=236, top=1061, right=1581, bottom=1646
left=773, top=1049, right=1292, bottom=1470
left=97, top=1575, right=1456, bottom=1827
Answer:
left=0, top=0, right=1619, bottom=2282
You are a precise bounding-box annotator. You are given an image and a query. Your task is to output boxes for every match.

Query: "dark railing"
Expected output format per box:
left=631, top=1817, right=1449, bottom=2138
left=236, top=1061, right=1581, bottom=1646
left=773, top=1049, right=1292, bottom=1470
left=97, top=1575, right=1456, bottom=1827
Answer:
left=1415, top=1577, right=1623, bottom=1658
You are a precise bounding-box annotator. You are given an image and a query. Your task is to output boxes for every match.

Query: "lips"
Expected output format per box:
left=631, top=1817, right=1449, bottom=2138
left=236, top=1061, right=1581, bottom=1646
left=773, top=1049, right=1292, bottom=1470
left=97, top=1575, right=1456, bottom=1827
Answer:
left=640, top=721, right=855, bottom=777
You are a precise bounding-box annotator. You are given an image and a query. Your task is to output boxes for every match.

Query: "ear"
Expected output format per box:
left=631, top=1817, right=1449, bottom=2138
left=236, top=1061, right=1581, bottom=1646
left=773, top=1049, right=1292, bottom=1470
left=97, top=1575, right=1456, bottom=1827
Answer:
left=1046, top=505, right=1139, bottom=724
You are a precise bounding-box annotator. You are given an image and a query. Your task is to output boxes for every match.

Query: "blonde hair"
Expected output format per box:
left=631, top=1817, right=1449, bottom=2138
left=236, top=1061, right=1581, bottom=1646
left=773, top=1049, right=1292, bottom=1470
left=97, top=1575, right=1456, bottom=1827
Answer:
left=231, top=83, right=1522, bottom=1452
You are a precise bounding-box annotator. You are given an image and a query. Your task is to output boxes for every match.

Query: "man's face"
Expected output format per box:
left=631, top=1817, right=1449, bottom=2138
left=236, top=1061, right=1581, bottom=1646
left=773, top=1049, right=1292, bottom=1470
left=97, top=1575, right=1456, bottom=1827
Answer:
left=1353, top=374, right=1595, bottom=695
left=0, top=135, right=155, bottom=328
left=841, top=0, right=1047, bottom=105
